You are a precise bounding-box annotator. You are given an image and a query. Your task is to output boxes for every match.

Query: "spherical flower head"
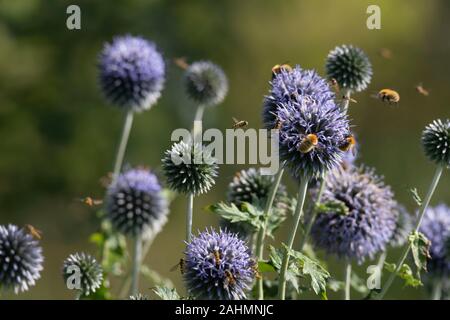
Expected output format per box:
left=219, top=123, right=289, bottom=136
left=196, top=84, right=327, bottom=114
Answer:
left=325, top=45, right=372, bottom=93
left=62, top=252, right=103, bottom=296
left=221, top=168, right=289, bottom=238
left=184, top=229, right=256, bottom=300
left=185, top=61, right=228, bottom=107
left=390, top=205, right=413, bottom=248
left=106, top=168, right=168, bottom=237
left=162, top=141, right=218, bottom=196
left=277, top=99, right=350, bottom=179
left=419, top=204, right=450, bottom=278
left=98, top=35, right=165, bottom=112
left=311, top=166, right=397, bottom=264
left=0, top=225, right=44, bottom=293
left=421, top=119, right=450, bottom=167
left=262, top=66, right=335, bottom=129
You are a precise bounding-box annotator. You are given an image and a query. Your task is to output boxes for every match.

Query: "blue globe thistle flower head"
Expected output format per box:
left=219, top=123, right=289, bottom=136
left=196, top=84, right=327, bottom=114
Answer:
left=262, top=66, right=335, bottom=129
left=310, top=166, right=398, bottom=264
left=62, top=252, right=103, bottom=296
left=162, top=141, right=218, bottom=196
left=185, top=61, right=228, bottom=107
left=106, top=168, right=169, bottom=237
left=0, top=224, right=44, bottom=293
left=419, top=204, right=450, bottom=278
left=184, top=228, right=256, bottom=300
left=98, top=35, right=165, bottom=112
left=325, top=44, right=372, bottom=93
left=421, top=119, right=450, bottom=168
left=277, top=98, right=350, bottom=179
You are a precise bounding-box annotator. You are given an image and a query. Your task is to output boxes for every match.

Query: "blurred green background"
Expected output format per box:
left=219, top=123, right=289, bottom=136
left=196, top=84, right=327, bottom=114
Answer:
left=0, top=0, right=449, bottom=299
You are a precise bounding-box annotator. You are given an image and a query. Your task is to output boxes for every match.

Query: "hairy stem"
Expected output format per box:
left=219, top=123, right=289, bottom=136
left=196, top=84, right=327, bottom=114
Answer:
left=255, top=164, right=285, bottom=300
left=186, top=194, right=194, bottom=243
left=112, top=111, right=134, bottom=182
left=278, top=177, right=309, bottom=300
left=345, top=262, right=352, bottom=300
left=130, top=233, right=142, bottom=296
left=378, top=165, right=444, bottom=299
left=299, top=172, right=327, bottom=251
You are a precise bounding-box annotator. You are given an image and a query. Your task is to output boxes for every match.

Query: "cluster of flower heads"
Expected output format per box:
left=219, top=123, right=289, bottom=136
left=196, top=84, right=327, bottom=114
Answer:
left=422, top=119, right=450, bottom=168
left=98, top=35, right=165, bottom=112
left=311, top=166, right=398, bottom=264
left=183, top=229, right=256, bottom=300
left=162, top=141, right=218, bottom=196
left=184, top=61, right=228, bottom=107
left=419, top=204, right=450, bottom=279
left=62, top=252, right=103, bottom=296
left=0, top=225, right=44, bottom=293
left=221, top=167, right=289, bottom=238
left=105, top=168, right=169, bottom=237
left=262, top=66, right=335, bottom=130
left=325, top=45, right=372, bottom=93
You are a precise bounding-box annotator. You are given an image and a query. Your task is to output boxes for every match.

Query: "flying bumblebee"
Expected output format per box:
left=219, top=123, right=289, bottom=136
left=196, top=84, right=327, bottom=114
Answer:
left=298, top=134, right=319, bottom=154
left=174, top=57, right=189, bottom=70
left=79, top=196, right=103, bottom=207
left=232, top=117, right=249, bottom=129
left=375, top=89, right=400, bottom=104
left=339, top=135, right=356, bottom=155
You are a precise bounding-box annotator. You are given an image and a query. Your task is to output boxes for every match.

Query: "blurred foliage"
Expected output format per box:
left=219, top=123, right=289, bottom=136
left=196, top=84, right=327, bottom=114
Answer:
left=0, top=0, right=449, bottom=299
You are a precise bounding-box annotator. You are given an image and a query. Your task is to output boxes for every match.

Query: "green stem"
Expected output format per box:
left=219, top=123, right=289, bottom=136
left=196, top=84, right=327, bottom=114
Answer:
left=112, top=111, right=134, bottom=182
left=186, top=194, right=194, bottom=242
left=377, top=251, right=387, bottom=273
left=130, top=233, right=142, bottom=296
left=278, top=177, right=309, bottom=300
left=378, top=165, right=444, bottom=299
left=299, top=172, right=327, bottom=251
left=431, top=280, right=442, bottom=300
left=194, top=104, right=205, bottom=122
left=255, top=165, right=285, bottom=300
left=345, top=262, right=352, bottom=300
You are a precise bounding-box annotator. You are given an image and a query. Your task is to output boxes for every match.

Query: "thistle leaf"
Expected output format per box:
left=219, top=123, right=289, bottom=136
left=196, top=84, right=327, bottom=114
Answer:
left=152, top=286, right=181, bottom=300
left=408, top=231, right=431, bottom=275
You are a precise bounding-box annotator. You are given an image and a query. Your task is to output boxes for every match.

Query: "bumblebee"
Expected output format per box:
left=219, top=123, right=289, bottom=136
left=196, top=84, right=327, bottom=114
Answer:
left=298, top=134, right=319, bottom=154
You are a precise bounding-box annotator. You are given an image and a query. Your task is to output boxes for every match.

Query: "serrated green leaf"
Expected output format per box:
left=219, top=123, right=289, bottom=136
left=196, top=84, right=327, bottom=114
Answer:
left=152, top=286, right=180, bottom=300
left=278, top=244, right=330, bottom=297
left=207, top=202, right=263, bottom=230
left=258, top=261, right=276, bottom=273
left=409, top=231, right=431, bottom=276
left=383, top=262, right=422, bottom=288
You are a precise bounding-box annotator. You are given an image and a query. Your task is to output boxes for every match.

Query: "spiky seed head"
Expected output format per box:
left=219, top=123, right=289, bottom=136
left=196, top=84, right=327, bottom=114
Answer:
left=62, top=252, right=103, bottom=296
left=162, top=141, right=218, bottom=196
left=184, top=61, right=228, bottom=107
left=325, top=45, right=372, bottom=93
left=421, top=119, right=450, bottom=167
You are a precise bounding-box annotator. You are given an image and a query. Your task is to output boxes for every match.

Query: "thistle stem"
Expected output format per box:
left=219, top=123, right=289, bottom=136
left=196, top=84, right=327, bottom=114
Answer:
left=341, top=90, right=351, bottom=114
left=378, top=165, right=444, bottom=299
left=194, top=104, right=205, bottom=122
left=186, top=194, right=194, bottom=242
left=278, top=177, right=309, bottom=300
left=431, top=280, right=442, bottom=300
left=130, top=233, right=142, bottom=296
left=255, top=165, right=285, bottom=300
left=299, top=172, right=327, bottom=251
left=345, top=263, right=352, bottom=300
left=112, top=111, right=134, bottom=182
